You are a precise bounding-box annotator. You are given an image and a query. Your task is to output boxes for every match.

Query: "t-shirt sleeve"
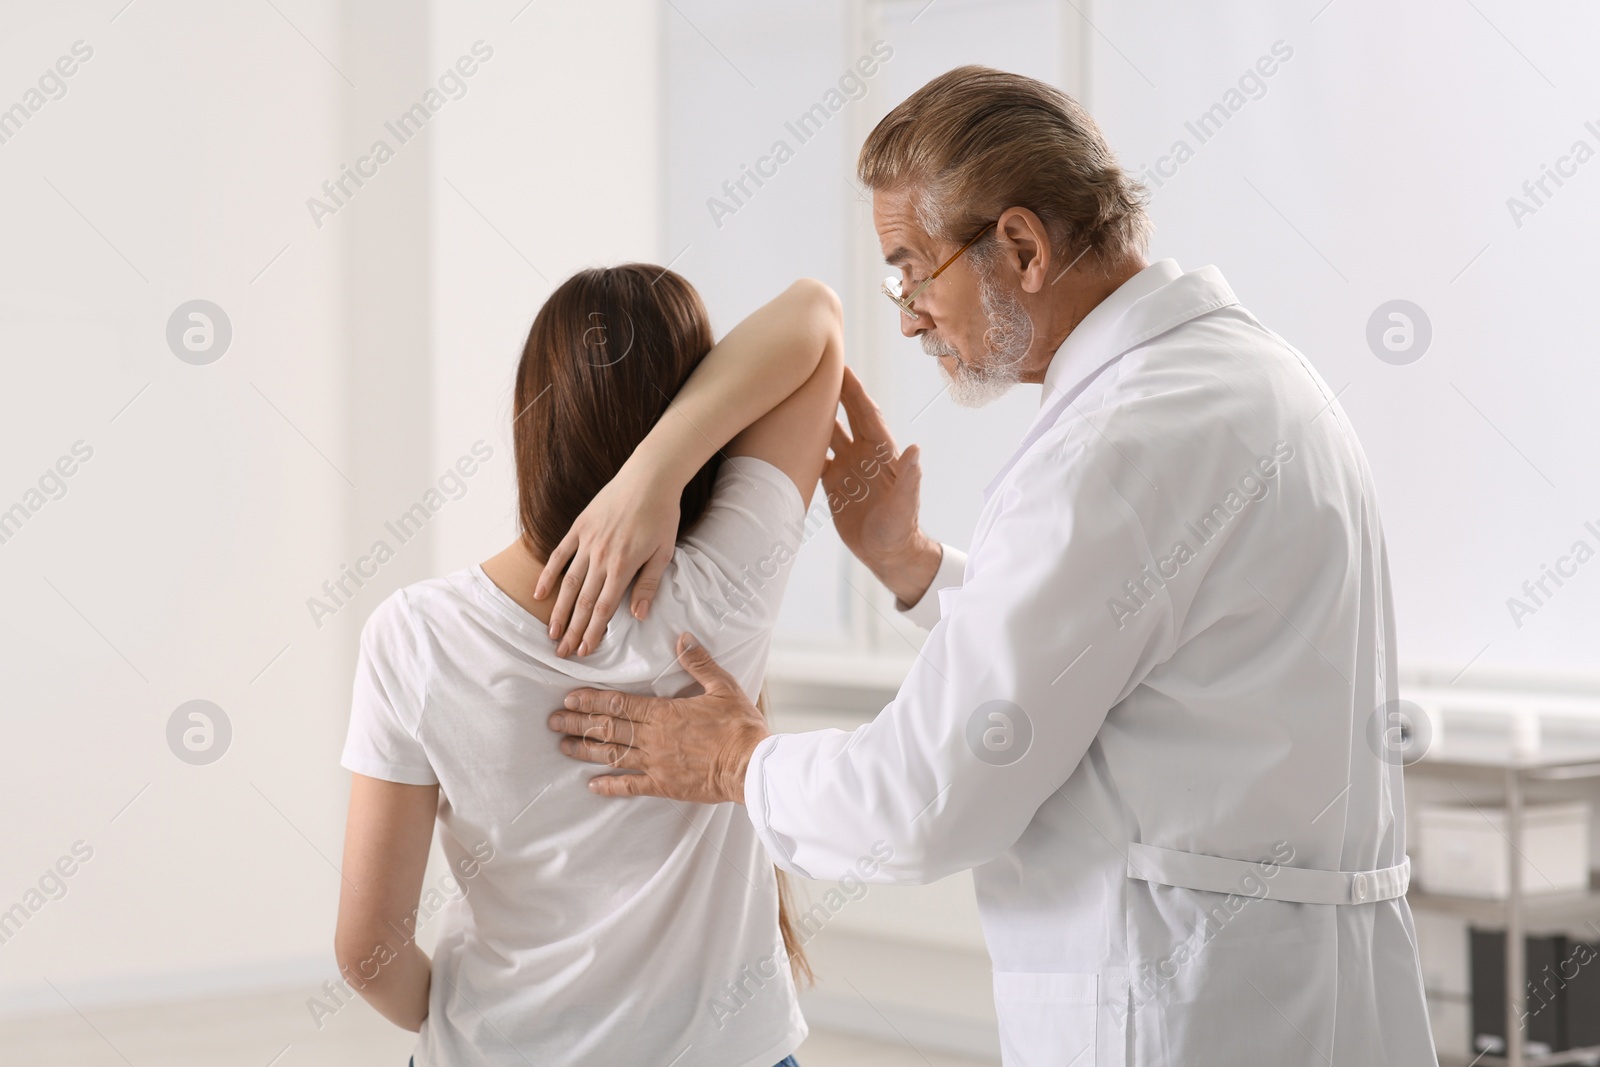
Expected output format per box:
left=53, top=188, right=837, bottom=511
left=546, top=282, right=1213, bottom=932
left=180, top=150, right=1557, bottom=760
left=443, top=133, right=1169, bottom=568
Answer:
left=657, top=455, right=809, bottom=644
left=341, top=588, right=438, bottom=786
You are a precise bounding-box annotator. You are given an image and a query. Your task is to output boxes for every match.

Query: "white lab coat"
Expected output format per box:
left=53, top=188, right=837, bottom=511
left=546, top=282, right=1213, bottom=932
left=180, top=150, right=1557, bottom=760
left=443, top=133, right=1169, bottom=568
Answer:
left=744, top=260, right=1435, bottom=1066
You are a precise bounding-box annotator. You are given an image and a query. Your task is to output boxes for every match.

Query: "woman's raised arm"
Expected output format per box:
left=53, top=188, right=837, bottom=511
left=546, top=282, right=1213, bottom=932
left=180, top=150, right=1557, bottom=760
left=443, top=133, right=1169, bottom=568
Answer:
left=535, top=278, right=843, bottom=657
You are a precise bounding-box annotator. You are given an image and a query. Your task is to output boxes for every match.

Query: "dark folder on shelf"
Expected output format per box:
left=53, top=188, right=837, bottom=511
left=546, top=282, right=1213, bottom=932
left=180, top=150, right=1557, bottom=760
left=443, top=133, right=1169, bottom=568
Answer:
left=1470, top=929, right=1565, bottom=1055
left=1470, top=929, right=1600, bottom=1055
left=1564, top=938, right=1600, bottom=1049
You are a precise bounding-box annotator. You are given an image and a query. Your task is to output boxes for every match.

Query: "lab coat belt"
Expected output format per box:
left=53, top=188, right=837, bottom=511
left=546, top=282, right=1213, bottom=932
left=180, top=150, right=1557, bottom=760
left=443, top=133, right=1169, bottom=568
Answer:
left=1127, top=842, right=1411, bottom=905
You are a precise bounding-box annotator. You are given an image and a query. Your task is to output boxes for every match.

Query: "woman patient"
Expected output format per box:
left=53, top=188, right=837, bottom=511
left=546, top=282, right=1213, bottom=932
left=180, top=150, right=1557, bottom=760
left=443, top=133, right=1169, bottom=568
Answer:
left=335, top=265, right=843, bottom=1065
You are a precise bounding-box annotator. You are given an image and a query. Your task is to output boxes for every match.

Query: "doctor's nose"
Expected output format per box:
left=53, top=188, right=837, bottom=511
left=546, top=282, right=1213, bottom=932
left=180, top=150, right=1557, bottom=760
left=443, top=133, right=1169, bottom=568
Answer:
left=899, top=309, right=930, bottom=338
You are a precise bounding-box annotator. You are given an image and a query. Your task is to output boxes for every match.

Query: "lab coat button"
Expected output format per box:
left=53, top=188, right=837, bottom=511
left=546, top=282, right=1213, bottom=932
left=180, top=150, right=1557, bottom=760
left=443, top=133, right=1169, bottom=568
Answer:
left=1352, top=873, right=1370, bottom=902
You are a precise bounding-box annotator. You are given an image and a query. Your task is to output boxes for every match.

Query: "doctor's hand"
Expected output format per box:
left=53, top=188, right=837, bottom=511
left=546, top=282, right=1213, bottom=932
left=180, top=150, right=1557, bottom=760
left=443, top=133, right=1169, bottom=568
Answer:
left=825, top=366, right=943, bottom=608
left=533, top=460, right=680, bottom=658
left=548, top=632, right=769, bottom=804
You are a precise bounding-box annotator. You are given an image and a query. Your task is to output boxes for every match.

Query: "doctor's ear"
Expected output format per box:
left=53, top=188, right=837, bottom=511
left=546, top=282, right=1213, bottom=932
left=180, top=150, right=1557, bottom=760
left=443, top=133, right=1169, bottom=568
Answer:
left=995, top=207, right=1052, bottom=294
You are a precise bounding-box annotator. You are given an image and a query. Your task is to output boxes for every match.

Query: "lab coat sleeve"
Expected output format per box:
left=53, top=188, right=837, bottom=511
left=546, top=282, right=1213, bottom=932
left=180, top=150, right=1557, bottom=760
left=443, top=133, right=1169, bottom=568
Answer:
left=745, top=440, right=1178, bottom=884
left=894, top=543, right=968, bottom=631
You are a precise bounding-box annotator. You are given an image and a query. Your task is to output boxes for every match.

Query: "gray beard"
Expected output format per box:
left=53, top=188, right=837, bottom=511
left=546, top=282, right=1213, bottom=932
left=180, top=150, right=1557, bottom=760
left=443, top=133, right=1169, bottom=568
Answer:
left=920, top=269, right=1034, bottom=408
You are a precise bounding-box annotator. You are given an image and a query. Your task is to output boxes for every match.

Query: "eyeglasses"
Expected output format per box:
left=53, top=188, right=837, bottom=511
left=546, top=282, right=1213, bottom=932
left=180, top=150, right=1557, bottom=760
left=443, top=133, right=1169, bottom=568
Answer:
left=881, top=220, right=997, bottom=318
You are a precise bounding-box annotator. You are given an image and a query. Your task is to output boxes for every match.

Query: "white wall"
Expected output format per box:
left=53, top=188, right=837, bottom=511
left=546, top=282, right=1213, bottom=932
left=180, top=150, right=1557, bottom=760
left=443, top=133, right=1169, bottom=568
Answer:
left=1083, top=0, right=1600, bottom=681
left=0, top=0, right=661, bottom=1019
left=0, top=0, right=354, bottom=1011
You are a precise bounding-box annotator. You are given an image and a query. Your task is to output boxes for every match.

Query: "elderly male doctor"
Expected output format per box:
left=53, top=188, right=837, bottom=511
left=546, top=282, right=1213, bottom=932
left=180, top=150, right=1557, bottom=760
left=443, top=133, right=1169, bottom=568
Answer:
left=546, top=66, right=1434, bottom=1066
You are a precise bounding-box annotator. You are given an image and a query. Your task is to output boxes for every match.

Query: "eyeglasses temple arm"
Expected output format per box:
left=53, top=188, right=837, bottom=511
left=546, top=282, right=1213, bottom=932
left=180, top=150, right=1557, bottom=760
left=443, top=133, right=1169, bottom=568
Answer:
left=926, top=220, right=998, bottom=284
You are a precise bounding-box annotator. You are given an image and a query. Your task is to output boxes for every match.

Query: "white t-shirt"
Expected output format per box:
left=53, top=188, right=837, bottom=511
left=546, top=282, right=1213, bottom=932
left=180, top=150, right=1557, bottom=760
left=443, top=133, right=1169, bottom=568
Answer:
left=341, top=456, right=810, bottom=1067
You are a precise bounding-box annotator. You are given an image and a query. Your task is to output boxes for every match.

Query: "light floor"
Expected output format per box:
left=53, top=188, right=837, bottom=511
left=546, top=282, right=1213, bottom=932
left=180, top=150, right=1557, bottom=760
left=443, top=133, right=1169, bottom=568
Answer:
left=0, top=986, right=999, bottom=1066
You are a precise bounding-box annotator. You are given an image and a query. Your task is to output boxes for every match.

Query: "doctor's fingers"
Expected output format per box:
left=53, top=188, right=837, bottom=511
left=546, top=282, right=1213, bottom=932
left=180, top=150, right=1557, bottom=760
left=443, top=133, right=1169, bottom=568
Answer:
left=548, top=710, right=640, bottom=749
left=672, top=632, right=741, bottom=695
left=587, top=771, right=659, bottom=798
left=560, top=686, right=663, bottom=723
left=559, top=734, right=642, bottom=770
left=891, top=443, right=920, bottom=485
left=838, top=366, right=895, bottom=446
left=829, top=418, right=852, bottom=455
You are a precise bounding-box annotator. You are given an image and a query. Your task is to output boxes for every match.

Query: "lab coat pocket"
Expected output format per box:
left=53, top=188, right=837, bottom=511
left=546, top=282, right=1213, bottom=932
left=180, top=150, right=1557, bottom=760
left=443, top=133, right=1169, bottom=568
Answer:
left=993, top=971, right=1125, bottom=1067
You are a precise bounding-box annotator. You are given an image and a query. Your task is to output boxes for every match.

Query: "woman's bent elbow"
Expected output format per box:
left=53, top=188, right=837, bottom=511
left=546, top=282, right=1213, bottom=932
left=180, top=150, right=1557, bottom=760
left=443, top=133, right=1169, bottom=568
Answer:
left=334, top=924, right=386, bottom=981
left=789, top=277, right=842, bottom=323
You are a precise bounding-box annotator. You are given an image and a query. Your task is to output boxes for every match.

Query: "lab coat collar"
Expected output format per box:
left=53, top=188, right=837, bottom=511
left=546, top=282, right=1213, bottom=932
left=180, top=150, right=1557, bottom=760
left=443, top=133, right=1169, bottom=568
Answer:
left=1040, top=258, right=1223, bottom=408
left=982, top=260, right=1239, bottom=507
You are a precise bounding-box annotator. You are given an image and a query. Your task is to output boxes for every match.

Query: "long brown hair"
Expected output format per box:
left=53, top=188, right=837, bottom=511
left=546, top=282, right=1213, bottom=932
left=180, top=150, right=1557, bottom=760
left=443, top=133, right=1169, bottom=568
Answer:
left=759, top=682, right=815, bottom=988
left=513, top=264, right=811, bottom=987
left=513, top=264, right=722, bottom=558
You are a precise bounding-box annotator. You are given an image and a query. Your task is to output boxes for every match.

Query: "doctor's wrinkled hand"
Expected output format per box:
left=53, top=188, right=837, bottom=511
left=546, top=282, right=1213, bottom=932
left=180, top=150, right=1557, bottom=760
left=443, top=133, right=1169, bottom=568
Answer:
left=548, top=631, right=768, bottom=804
left=824, top=366, right=943, bottom=609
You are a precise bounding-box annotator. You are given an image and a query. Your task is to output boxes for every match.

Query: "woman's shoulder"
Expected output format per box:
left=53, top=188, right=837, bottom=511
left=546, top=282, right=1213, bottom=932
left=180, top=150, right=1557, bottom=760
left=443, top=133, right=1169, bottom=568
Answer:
left=685, top=455, right=810, bottom=556
left=709, top=455, right=807, bottom=511
left=358, top=571, right=479, bottom=652
left=642, top=459, right=811, bottom=650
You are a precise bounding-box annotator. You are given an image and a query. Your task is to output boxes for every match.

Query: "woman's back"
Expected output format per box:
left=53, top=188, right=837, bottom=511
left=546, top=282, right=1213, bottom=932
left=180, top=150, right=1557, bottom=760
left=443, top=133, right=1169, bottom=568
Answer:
left=342, top=456, right=809, bottom=1066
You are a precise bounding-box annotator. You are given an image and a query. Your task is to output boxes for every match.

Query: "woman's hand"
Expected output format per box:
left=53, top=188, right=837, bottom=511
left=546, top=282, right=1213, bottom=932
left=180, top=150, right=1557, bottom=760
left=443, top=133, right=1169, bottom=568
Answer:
left=534, top=278, right=841, bottom=657
left=534, top=461, right=680, bottom=657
